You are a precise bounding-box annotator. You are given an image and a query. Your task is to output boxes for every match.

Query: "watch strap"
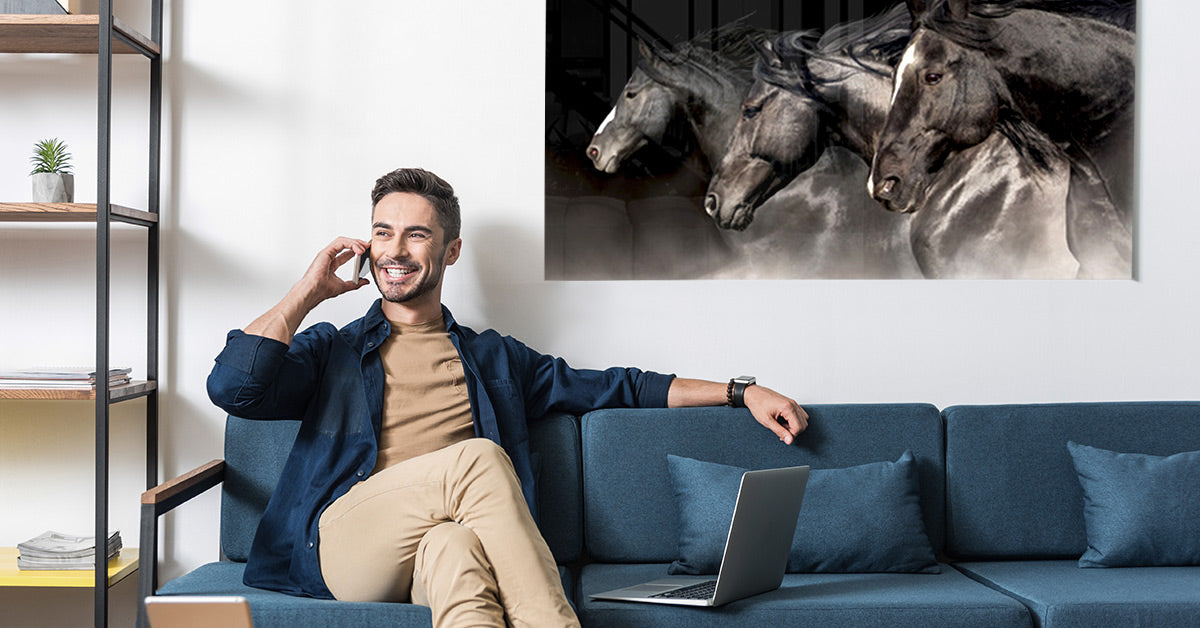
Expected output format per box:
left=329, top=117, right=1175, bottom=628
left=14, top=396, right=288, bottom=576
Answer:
left=728, top=376, right=755, bottom=408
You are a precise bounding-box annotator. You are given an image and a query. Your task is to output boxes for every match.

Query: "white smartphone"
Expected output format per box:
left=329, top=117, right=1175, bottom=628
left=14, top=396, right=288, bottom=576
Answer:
left=352, top=248, right=371, bottom=280
left=144, top=595, right=254, bottom=628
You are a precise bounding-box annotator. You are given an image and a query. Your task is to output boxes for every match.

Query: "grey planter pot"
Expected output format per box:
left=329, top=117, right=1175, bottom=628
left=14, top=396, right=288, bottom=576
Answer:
left=31, top=172, right=74, bottom=203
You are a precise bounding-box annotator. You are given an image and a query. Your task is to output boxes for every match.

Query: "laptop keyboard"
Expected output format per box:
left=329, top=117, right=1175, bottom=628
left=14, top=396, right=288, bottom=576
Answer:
left=651, top=580, right=717, bottom=600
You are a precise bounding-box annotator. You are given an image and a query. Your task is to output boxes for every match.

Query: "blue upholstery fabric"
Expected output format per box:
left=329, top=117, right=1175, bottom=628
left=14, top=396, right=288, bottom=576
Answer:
left=666, top=453, right=938, bottom=575
left=1067, top=441, right=1200, bottom=567
left=943, top=402, right=1200, bottom=559
left=528, top=412, right=584, bottom=564
left=955, top=560, right=1200, bottom=628
left=578, top=563, right=1030, bottom=628
left=159, top=562, right=432, bottom=627
left=581, top=405, right=945, bottom=563
left=220, top=412, right=582, bottom=565
left=222, top=418, right=301, bottom=562
left=158, top=561, right=577, bottom=628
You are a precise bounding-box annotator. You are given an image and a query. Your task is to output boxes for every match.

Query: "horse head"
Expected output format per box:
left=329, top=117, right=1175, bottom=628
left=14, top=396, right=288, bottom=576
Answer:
left=869, top=19, right=1005, bottom=213
left=586, top=40, right=680, bottom=174
left=588, top=24, right=767, bottom=176
left=870, top=0, right=1071, bottom=214
left=705, top=36, right=824, bottom=231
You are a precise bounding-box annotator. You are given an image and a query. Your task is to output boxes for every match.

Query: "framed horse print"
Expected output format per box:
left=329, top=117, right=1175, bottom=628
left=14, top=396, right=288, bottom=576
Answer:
left=545, top=0, right=1136, bottom=280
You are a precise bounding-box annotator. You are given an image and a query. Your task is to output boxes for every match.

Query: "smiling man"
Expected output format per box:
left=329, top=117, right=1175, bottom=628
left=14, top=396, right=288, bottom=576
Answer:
left=206, top=167, right=808, bottom=628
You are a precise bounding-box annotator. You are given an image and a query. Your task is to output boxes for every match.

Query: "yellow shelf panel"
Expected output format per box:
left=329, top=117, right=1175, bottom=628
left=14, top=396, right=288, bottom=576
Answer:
left=0, top=547, right=138, bottom=588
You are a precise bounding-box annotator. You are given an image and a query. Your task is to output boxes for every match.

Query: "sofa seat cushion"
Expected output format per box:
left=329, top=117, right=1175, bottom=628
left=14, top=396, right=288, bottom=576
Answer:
left=954, top=560, right=1200, bottom=628
left=158, top=561, right=576, bottom=627
left=577, top=563, right=1030, bottom=628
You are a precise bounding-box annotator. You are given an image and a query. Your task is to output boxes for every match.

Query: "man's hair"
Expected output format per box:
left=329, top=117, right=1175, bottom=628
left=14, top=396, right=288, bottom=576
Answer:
left=371, top=168, right=461, bottom=242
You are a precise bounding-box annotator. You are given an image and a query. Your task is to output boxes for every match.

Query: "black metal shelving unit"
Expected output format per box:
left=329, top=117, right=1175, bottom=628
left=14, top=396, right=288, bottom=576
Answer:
left=0, top=2, right=163, bottom=627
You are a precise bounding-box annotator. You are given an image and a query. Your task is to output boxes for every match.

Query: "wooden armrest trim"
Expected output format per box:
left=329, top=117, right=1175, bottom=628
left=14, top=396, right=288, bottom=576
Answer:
left=142, top=459, right=225, bottom=505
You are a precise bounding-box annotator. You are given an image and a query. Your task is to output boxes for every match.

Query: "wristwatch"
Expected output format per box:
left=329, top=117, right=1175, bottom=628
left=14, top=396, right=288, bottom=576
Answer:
left=727, top=376, right=756, bottom=408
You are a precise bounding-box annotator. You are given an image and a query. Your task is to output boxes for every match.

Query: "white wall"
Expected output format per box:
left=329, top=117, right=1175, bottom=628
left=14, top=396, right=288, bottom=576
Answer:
left=2, top=0, right=1199, bottom=623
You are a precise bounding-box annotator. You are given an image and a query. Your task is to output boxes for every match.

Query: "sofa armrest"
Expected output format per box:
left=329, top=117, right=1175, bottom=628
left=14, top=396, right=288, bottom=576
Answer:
left=139, top=459, right=226, bottom=628
left=142, top=459, right=225, bottom=516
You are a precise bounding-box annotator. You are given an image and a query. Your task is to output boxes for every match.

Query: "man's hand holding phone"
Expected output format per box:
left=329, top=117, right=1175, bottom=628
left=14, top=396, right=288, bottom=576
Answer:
left=243, top=237, right=370, bottom=345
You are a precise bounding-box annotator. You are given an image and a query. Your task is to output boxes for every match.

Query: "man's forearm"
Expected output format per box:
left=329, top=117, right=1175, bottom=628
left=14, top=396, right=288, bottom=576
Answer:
left=666, top=377, right=729, bottom=408
left=242, top=236, right=368, bottom=345
left=243, top=284, right=321, bottom=345
left=666, top=376, right=809, bottom=445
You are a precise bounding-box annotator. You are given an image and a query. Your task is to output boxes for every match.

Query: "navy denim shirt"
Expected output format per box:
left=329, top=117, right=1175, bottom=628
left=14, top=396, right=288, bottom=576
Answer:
left=206, top=300, right=674, bottom=599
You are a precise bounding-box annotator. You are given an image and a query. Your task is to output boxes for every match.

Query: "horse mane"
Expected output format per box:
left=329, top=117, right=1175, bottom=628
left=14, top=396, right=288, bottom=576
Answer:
left=811, top=3, right=914, bottom=76
left=919, top=0, right=1135, bottom=51
left=637, top=19, right=772, bottom=88
left=753, top=2, right=911, bottom=103
left=751, top=30, right=818, bottom=93
left=996, top=106, right=1064, bottom=173
left=1010, top=0, right=1135, bottom=31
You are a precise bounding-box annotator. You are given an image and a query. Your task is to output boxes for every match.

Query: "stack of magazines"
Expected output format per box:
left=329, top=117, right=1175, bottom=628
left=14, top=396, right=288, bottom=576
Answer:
left=16, top=531, right=122, bottom=571
left=0, top=367, right=132, bottom=390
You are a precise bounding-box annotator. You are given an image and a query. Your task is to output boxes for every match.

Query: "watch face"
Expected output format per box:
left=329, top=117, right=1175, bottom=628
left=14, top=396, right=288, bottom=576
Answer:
left=734, top=376, right=756, bottom=385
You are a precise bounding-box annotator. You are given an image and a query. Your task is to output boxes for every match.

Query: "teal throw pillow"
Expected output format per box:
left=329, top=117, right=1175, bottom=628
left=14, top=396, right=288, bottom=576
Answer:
left=1067, top=441, right=1200, bottom=567
left=666, top=452, right=939, bottom=575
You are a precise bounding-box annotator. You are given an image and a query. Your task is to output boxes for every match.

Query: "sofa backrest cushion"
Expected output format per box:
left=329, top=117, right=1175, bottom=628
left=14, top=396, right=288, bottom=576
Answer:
left=222, top=416, right=299, bottom=563
left=581, top=404, right=945, bottom=563
left=943, top=402, right=1200, bottom=559
left=220, top=412, right=583, bottom=564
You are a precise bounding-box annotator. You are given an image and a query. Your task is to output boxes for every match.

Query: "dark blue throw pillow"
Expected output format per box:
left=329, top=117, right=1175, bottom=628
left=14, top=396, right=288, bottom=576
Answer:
left=666, top=452, right=939, bottom=575
left=1067, top=441, right=1200, bottom=568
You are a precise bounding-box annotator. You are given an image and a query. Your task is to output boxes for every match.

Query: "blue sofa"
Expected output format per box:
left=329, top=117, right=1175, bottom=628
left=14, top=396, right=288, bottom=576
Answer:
left=142, top=402, right=1200, bottom=627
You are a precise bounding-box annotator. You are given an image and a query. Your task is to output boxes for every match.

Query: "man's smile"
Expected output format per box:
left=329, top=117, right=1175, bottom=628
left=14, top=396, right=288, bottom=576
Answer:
left=379, top=263, right=420, bottom=282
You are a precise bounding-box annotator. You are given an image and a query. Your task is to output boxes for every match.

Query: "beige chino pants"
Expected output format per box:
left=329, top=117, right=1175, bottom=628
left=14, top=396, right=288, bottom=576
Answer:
left=317, top=438, right=579, bottom=628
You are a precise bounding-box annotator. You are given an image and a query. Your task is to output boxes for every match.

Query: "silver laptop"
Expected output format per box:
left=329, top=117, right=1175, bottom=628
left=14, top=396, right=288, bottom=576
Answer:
left=590, top=464, right=809, bottom=607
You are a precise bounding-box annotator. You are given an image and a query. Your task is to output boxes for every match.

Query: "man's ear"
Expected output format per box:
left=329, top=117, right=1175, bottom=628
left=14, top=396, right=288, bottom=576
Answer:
left=444, top=238, right=463, bottom=266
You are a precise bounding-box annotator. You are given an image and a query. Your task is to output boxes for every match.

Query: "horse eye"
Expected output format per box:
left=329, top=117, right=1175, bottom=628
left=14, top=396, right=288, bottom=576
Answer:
left=625, top=90, right=638, bottom=99
left=742, top=105, right=762, bottom=120
left=924, top=72, right=943, bottom=85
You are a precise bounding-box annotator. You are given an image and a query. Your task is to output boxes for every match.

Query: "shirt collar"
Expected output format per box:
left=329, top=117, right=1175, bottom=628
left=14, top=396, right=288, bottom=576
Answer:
left=362, top=299, right=461, bottom=337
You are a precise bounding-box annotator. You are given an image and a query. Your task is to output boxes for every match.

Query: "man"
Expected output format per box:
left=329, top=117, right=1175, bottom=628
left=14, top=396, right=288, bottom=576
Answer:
left=207, top=168, right=808, bottom=627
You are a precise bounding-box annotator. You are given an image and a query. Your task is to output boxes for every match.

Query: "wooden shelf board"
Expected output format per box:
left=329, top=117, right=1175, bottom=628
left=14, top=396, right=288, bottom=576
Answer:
left=0, top=202, right=157, bottom=225
left=0, top=14, right=157, bottom=55
left=0, top=547, right=138, bottom=588
left=0, top=380, right=156, bottom=402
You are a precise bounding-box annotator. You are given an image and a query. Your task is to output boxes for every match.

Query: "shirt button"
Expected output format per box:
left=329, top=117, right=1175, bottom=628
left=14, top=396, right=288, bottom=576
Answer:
left=307, top=542, right=314, bottom=549
left=357, top=470, right=365, bottom=477
left=367, top=341, right=375, bottom=348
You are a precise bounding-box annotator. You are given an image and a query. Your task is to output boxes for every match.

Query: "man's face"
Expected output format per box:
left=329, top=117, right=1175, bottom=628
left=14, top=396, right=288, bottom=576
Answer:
left=369, top=192, right=460, bottom=305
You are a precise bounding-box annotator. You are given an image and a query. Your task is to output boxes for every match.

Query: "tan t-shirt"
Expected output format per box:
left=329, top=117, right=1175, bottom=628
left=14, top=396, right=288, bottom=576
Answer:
left=372, top=315, right=475, bottom=475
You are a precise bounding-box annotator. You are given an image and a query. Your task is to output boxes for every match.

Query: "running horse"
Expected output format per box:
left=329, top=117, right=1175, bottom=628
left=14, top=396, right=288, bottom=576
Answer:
left=870, top=0, right=1135, bottom=277
left=708, top=6, right=1075, bottom=278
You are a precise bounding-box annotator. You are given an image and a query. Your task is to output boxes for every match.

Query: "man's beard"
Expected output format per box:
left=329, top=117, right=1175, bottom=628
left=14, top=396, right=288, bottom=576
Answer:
left=375, top=257, right=445, bottom=304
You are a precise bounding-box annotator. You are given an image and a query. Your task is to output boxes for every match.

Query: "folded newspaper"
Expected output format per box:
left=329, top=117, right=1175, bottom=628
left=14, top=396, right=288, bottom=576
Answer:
left=17, top=530, right=122, bottom=570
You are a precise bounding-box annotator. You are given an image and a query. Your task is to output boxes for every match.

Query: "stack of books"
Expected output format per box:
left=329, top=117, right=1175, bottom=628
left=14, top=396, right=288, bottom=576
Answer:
left=16, top=531, right=122, bottom=571
left=0, top=367, right=132, bottom=391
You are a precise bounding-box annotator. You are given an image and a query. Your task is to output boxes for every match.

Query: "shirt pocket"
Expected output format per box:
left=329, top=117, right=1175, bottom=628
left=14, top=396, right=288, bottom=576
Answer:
left=444, top=358, right=469, bottom=397
left=484, top=378, right=523, bottom=417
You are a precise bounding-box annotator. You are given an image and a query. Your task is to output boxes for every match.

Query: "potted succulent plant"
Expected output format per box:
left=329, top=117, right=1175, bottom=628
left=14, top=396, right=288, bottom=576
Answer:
left=29, top=137, right=74, bottom=203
